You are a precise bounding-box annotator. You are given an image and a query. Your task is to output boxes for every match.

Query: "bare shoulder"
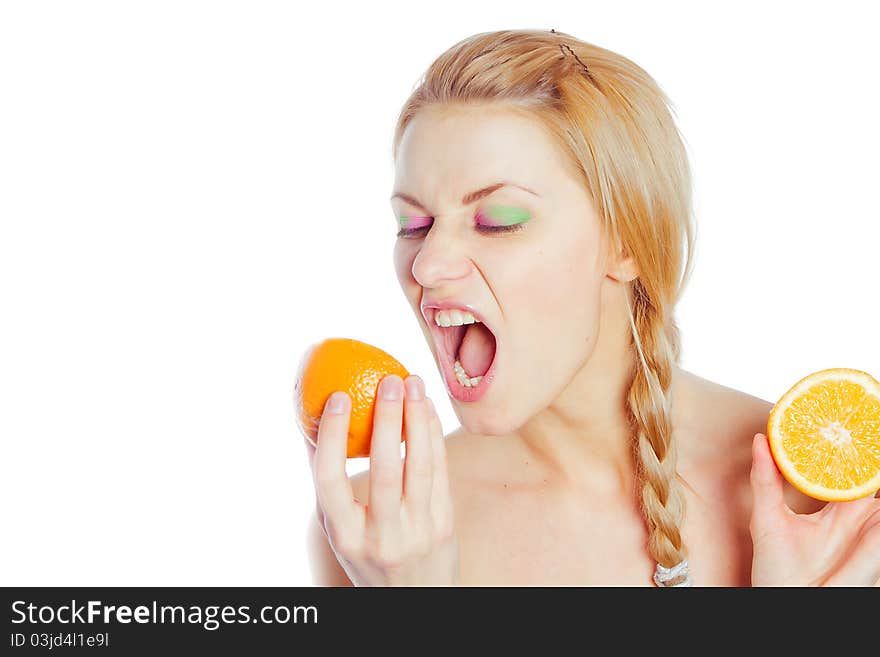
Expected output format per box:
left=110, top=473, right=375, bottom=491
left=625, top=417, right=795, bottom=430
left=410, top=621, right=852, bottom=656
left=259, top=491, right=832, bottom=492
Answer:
left=676, top=368, right=771, bottom=445
left=678, top=367, right=825, bottom=514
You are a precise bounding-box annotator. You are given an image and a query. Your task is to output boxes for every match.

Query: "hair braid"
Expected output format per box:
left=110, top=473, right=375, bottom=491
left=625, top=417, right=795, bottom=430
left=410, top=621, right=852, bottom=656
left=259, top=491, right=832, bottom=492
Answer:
left=624, top=279, right=690, bottom=585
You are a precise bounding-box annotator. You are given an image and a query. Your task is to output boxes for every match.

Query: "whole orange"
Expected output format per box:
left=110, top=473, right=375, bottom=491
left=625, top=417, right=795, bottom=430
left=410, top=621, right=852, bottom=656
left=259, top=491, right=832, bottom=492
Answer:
left=294, top=337, right=410, bottom=458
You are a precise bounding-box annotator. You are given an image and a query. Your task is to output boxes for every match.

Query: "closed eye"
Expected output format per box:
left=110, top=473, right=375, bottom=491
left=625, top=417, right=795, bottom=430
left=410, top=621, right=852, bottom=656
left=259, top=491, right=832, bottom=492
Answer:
left=396, top=221, right=525, bottom=238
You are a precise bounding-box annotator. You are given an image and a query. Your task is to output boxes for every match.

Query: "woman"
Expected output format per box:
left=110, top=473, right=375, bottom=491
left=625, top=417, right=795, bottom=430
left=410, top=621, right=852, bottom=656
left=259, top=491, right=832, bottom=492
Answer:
left=303, top=29, right=880, bottom=586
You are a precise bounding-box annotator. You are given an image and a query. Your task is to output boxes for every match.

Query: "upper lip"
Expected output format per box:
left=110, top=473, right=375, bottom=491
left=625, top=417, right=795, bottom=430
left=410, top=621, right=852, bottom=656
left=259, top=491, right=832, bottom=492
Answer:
left=420, top=297, right=497, bottom=339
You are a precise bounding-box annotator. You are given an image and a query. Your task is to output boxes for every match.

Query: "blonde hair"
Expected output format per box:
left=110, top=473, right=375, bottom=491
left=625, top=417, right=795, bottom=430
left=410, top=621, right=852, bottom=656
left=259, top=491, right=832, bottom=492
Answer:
left=390, top=29, right=697, bottom=583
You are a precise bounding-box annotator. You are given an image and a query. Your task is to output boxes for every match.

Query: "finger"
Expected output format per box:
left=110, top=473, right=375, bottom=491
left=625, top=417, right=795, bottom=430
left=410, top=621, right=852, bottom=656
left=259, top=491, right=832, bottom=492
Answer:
left=313, top=391, right=359, bottom=528
left=402, top=376, right=433, bottom=516
left=750, top=433, right=788, bottom=534
left=312, top=496, right=326, bottom=537
left=303, top=436, right=316, bottom=470
left=368, top=374, right=405, bottom=528
left=826, top=508, right=880, bottom=586
left=302, top=436, right=323, bottom=524
left=427, top=398, right=453, bottom=524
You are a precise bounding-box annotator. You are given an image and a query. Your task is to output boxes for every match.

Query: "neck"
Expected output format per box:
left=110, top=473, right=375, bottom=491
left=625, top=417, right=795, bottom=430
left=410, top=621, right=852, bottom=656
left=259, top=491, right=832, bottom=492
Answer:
left=516, top=343, right=642, bottom=494
left=514, top=282, right=685, bottom=495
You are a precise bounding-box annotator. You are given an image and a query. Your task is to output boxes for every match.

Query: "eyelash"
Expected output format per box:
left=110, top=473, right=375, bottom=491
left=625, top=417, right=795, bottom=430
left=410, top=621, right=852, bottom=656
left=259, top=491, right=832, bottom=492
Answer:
left=396, top=220, right=524, bottom=238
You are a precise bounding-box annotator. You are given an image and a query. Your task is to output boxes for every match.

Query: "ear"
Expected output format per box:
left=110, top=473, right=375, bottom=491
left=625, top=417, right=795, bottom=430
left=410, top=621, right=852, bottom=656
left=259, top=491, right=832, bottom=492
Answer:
left=606, top=245, right=639, bottom=283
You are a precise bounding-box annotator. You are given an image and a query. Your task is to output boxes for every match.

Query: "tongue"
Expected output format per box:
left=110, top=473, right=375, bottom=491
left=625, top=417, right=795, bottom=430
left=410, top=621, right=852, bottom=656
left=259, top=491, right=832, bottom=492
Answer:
left=458, top=322, right=495, bottom=377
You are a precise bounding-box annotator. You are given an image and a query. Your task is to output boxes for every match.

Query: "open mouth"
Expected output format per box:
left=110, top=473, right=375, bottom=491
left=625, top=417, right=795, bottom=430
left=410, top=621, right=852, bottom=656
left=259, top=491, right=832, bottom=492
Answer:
left=427, top=309, right=499, bottom=402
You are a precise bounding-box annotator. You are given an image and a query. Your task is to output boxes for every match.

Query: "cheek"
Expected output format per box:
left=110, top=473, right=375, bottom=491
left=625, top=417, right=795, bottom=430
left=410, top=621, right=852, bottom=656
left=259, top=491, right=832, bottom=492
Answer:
left=507, top=236, right=604, bottom=380
left=512, top=235, right=602, bottom=320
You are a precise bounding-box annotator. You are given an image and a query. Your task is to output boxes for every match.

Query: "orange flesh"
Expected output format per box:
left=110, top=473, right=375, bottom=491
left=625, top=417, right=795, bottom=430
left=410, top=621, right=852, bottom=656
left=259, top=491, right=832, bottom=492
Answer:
left=780, top=380, right=880, bottom=489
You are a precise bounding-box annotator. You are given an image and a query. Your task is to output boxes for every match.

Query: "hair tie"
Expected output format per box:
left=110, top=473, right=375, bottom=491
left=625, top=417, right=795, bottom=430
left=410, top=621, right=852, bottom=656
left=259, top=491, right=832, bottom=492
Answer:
left=653, top=558, right=692, bottom=587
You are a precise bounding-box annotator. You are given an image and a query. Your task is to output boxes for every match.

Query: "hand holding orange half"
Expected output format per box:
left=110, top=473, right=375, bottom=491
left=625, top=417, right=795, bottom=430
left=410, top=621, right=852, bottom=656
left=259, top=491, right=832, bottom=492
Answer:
left=749, top=368, right=880, bottom=586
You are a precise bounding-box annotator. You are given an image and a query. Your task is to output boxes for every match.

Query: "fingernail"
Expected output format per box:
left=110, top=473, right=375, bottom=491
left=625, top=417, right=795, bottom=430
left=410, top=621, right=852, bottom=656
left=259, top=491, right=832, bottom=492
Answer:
left=405, top=376, right=424, bottom=401
left=326, top=392, right=347, bottom=414
left=381, top=376, right=402, bottom=401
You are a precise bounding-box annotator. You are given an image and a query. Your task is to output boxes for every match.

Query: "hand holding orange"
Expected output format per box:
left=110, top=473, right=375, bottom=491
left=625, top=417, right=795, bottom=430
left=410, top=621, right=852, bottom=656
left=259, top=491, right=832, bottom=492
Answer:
left=766, top=367, right=880, bottom=502
left=294, top=337, right=410, bottom=458
left=298, top=336, right=460, bottom=585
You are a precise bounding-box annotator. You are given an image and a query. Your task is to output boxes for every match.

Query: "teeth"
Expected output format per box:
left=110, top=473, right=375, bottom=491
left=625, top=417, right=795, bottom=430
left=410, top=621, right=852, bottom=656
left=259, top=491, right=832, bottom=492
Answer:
left=434, top=308, right=480, bottom=327
left=454, top=359, right=483, bottom=388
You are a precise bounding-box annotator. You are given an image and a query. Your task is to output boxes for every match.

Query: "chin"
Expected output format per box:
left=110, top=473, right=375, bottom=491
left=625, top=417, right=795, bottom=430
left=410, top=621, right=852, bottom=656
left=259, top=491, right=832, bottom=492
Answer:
left=453, top=406, right=522, bottom=438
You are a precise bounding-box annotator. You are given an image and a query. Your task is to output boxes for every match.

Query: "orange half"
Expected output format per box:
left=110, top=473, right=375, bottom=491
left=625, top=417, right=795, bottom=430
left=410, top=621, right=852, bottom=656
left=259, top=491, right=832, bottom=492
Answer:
left=767, top=368, right=880, bottom=502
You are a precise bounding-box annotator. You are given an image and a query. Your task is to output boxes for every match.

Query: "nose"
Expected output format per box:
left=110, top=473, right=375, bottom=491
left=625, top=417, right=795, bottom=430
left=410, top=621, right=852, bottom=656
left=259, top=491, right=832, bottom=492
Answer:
left=410, top=221, right=474, bottom=289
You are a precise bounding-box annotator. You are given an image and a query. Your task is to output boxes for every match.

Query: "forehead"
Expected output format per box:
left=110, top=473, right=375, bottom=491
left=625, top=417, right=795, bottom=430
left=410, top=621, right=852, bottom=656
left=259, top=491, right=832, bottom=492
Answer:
left=394, top=104, right=568, bottom=202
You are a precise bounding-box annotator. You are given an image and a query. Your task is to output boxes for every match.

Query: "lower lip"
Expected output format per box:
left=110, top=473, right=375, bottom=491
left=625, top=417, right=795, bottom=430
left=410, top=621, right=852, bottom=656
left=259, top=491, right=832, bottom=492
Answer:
left=435, top=326, right=499, bottom=403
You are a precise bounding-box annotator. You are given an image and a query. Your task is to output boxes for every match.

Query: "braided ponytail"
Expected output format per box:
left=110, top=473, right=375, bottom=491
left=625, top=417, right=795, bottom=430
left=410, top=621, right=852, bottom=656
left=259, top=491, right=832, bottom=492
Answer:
left=625, top=278, right=691, bottom=586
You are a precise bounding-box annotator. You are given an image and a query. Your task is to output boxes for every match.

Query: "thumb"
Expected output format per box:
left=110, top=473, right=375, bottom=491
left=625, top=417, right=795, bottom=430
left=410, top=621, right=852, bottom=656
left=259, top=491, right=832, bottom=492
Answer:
left=750, top=433, right=788, bottom=534
left=303, top=435, right=317, bottom=470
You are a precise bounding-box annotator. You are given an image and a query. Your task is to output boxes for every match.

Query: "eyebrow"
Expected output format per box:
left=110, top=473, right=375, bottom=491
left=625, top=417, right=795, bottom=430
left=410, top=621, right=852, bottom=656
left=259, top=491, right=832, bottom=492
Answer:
left=390, top=181, right=539, bottom=212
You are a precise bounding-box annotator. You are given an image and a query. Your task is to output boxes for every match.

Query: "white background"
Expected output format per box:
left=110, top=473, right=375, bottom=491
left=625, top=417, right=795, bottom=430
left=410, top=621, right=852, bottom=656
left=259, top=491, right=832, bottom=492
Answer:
left=1, top=1, right=877, bottom=586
